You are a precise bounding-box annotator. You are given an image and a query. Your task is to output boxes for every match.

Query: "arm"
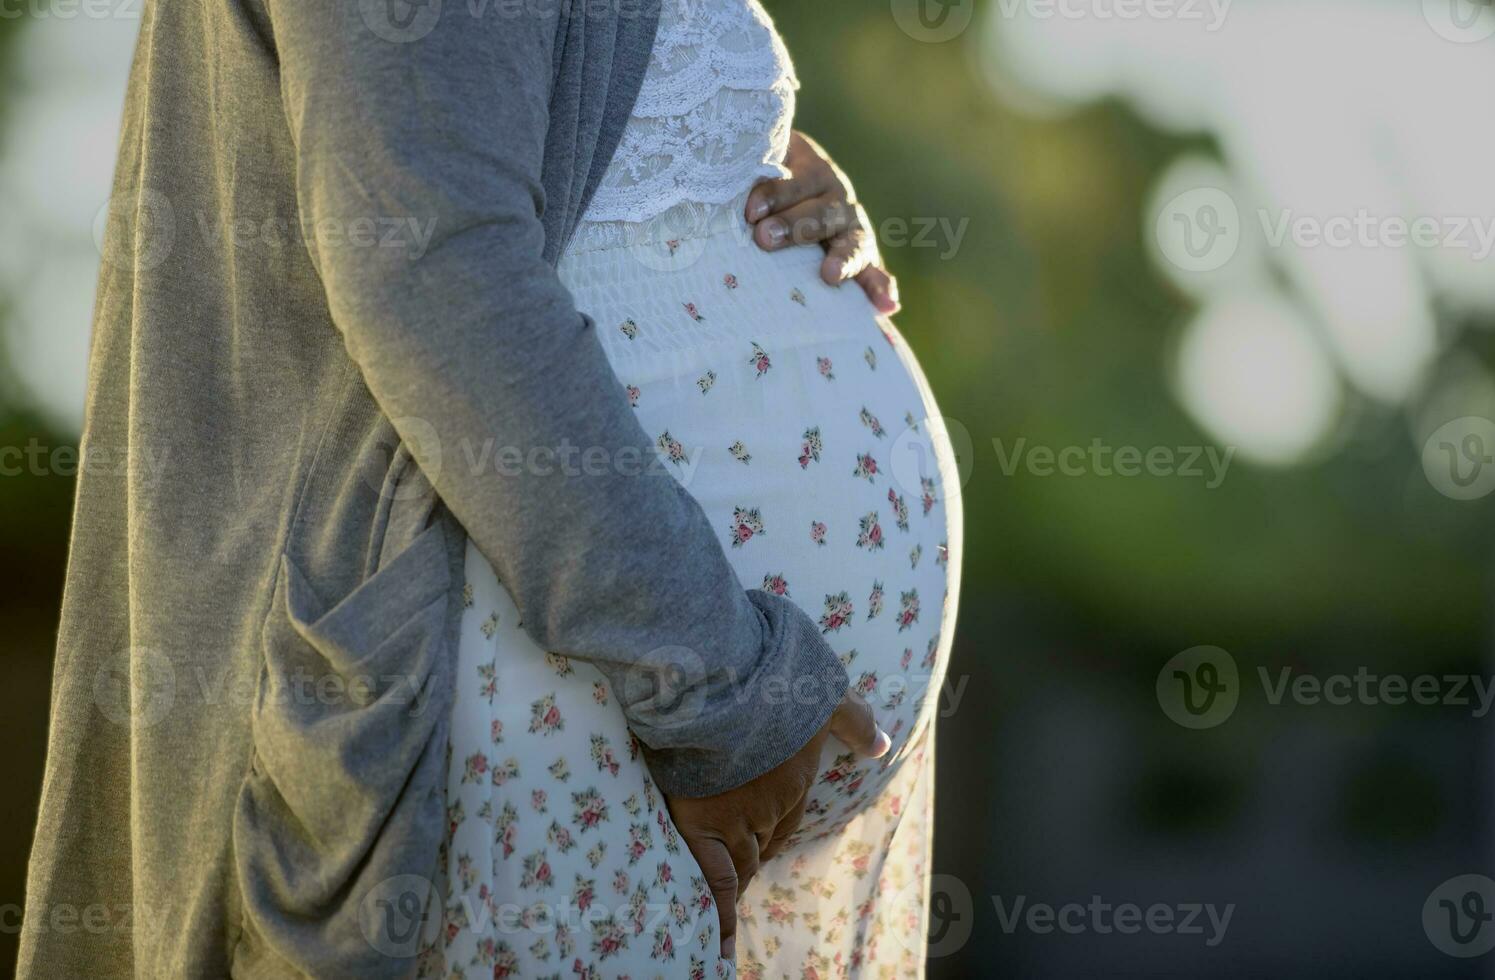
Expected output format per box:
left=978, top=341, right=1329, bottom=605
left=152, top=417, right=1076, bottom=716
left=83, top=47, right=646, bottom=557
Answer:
left=263, top=1, right=846, bottom=798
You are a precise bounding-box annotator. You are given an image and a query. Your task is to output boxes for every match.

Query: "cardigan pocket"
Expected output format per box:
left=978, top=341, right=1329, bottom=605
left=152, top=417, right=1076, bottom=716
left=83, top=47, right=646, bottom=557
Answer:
left=234, top=521, right=453, bottom=978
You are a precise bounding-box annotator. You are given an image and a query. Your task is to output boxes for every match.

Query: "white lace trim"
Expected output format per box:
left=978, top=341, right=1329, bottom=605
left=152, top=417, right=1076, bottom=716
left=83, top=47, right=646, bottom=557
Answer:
left=629, top=0, right=799, bottom=118
left=576, top=0, right=798, bottom=228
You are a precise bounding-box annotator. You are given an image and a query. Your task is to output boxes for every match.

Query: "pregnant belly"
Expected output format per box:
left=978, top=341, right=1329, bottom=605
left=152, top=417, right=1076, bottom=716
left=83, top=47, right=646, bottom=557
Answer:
left=562, top=213, right=964, bottom=841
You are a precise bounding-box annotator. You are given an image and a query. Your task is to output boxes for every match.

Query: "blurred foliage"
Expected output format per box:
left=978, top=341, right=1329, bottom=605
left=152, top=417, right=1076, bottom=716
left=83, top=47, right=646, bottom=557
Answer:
left=1, top=3, right=1491, bottom=976
left=766, top=0, right=1492, bottom=670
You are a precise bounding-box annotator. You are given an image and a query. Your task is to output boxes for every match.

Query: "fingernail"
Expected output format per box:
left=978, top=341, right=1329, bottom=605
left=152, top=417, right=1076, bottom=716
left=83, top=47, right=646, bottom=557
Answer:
left=764, top=221, right=788, bottom=246
left=723, top=937, right=737, bottom=961
left=873, top=729, right=892, bottom=757
left=747, top=199, right=770, bottom=221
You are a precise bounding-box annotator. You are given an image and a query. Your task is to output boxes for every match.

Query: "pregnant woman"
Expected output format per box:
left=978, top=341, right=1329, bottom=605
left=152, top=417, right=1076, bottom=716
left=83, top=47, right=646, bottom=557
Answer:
left=19, top=0, right=958, bottom=977
left=419, top=2, right=962, bottom=977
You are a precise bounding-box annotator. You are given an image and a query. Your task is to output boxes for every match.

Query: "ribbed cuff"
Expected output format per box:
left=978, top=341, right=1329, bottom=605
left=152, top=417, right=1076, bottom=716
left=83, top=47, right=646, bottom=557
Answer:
left=638, top=589, right=850, bottom=798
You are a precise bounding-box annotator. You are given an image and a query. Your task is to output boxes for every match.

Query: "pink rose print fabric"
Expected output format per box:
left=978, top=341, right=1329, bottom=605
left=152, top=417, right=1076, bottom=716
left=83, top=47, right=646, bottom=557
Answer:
left=419, top=208, right=961, bottom=980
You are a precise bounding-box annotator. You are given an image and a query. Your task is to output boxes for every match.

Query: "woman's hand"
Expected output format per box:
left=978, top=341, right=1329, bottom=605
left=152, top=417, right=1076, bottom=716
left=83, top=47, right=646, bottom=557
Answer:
left=745, top=132, right=902, bottom=315
left=664, top=692, right=891, bottom=961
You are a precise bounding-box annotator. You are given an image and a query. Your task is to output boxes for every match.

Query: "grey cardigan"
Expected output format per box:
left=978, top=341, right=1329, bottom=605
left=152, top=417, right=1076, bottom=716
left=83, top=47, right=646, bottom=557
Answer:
left=18, top=1, right=849, bottom=977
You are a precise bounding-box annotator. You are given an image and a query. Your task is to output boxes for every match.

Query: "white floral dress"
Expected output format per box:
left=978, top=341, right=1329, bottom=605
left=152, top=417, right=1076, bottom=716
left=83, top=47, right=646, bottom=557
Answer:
left=417, top=2, right=963, bottom=977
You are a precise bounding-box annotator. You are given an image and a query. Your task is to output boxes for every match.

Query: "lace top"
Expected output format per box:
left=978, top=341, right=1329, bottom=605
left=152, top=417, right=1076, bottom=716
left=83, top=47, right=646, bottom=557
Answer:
left=570, top=0, right=799, bottom=249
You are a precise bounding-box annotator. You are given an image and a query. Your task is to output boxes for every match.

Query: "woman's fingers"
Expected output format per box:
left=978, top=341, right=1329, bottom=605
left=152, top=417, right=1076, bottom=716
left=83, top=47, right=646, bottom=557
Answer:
left=855, top=265, right=901, bottom=315
left=688, top=834, right=740, bottom=961
left=828, top=690, right=892, bottom=758
left=761, top=791, right=809, bottom=863
left=729, top=832, right=762, bottom=902
left=822, top=229, right=877, bottom=285
left=745, top=136, right=835, bottom=222
left=745, top=171, right=829, bottom=223
left=745, top=132, right=901, bottom=313
left=754, top=196, right=859, bottom=251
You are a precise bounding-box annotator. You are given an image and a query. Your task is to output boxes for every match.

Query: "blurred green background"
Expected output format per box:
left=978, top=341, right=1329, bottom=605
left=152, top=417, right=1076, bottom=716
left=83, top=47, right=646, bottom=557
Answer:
left=4, top=1, right=1494, bottom=976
